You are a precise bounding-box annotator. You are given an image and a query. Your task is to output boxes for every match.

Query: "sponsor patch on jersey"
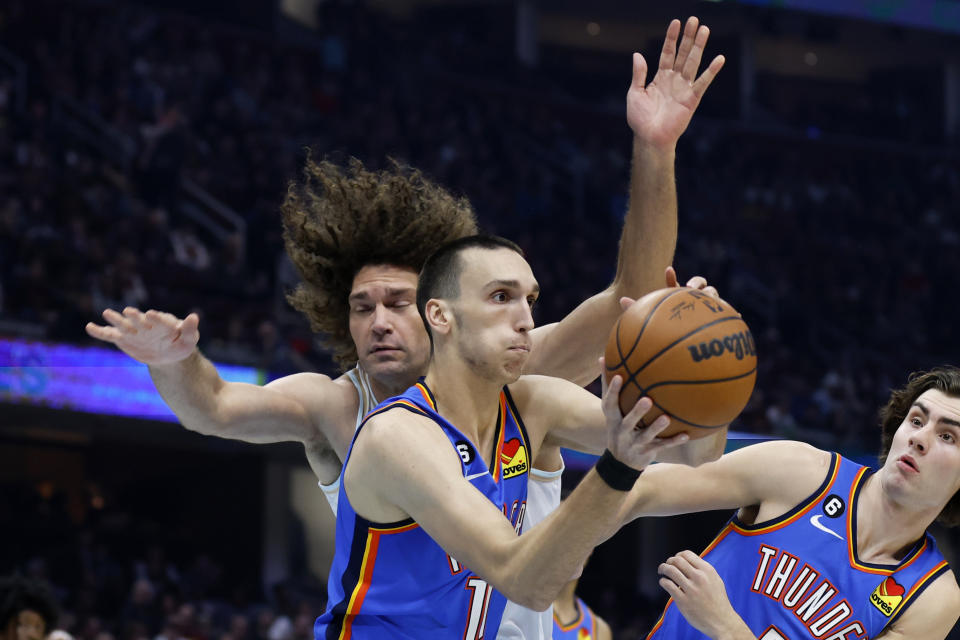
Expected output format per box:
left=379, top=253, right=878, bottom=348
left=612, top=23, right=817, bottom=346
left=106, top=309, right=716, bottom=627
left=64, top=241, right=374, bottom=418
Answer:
left=870, top=576, right=904, bottom=616
left=501, top=438, right=528, bottom=479
left=577, top=629, right=591, bottom=640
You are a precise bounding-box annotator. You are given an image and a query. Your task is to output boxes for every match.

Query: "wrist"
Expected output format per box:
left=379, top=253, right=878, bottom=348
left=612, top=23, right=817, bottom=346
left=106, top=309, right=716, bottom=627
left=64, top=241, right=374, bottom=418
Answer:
left=595, top=450, right=643, bottom=491
left=632, top=136, right=677, bottom=161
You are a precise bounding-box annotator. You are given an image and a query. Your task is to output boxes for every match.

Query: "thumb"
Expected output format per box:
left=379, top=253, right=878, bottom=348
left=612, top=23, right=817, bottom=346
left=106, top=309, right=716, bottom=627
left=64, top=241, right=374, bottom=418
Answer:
left=632, top=52, right=648, bottom=91
left=665, top=266, right=679, bottom=288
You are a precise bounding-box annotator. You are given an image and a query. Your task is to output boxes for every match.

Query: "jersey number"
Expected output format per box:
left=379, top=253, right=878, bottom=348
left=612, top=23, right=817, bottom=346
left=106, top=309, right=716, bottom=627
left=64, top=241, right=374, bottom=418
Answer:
left=463, top=577, right=492, bottom=639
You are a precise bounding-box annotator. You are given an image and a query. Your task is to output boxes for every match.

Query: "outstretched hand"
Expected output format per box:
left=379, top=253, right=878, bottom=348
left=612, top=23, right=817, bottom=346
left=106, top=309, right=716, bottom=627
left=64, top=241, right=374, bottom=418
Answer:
left=86, top=307, right=200, bottom=366
left=600, top=357, right=688, bottom=470
left=627, top=16, right=725, bottom=150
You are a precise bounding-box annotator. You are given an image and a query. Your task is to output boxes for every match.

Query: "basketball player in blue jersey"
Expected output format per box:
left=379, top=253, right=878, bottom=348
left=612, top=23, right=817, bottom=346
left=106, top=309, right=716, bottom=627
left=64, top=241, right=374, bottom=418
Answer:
left=86, top=17, right=726, bottom=639
left=616, top=367, right=960, bottom=640
left=552, top=565, right=612, bottom=640
left=316, top=235, right=697, bottom=639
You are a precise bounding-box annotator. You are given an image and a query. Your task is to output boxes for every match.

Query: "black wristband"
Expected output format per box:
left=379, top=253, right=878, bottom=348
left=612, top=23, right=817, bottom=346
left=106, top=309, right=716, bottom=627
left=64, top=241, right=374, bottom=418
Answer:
left=595, top=449, right=642, bottom=491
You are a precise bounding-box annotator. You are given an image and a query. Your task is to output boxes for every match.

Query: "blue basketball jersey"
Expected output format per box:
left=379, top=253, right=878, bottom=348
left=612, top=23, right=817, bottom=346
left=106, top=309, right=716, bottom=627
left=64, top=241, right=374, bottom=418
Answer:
left=553, top=597, right=598, bottom=640
left=647, top=453, right=950, bottom=640
left=315, top=380, right=532, bottom=640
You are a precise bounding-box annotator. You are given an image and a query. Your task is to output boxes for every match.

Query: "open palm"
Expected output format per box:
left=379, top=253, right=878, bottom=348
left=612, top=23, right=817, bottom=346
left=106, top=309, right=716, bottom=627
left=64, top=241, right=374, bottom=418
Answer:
left=627, top=17, right=725, bottom=150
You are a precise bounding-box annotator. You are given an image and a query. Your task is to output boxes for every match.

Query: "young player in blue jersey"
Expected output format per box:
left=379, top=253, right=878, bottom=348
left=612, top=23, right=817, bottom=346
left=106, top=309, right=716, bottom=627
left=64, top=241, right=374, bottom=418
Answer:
left=619, top=367, right=960, bottom=640
left=314, top=235, right=702, bottom=639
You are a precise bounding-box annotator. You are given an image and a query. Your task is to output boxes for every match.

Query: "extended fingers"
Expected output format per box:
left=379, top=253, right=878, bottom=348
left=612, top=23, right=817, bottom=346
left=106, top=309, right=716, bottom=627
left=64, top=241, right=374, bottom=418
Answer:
left=673, top=17, right=699, bottom=75
left=681, top=23, right=710, bottom=82
left=122, top=307, right=152, bottom=332
left=601, top=373, right=623, bottom=416
left=102, top=308, right=136, bottom=333
left=85, top=321, right=122, bottom=343
left=623, top=395, right=655, bottom=429
left=693, top=54, right=726, bottom=99
left=658, top=19, right=682, bottom=71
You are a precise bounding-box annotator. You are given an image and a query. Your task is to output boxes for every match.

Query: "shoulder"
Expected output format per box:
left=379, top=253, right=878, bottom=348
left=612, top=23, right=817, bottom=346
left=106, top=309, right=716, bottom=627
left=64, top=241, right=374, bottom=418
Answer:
left=266, top=372, right=361, bottom=445
left=882, top=571, right=960, bottom=639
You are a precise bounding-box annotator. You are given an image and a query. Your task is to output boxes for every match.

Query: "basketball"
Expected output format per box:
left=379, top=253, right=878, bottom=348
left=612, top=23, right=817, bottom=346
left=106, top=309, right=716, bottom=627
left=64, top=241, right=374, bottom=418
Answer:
left=604, top=287, right=757, bottom=439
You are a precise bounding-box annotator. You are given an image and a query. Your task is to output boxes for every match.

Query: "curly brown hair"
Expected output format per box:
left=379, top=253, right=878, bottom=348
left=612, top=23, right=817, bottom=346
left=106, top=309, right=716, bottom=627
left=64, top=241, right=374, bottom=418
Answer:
left=281, top=156, right=478, bottom=369
left=877, top=366, right=960, bottom=527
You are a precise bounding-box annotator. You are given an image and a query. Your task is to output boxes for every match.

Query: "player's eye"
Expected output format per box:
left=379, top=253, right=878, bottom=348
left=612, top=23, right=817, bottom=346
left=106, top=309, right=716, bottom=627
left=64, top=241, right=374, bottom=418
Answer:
left=492, top=291, right=508, bottom=303
left=911, top=416, right=923, bottom=427
left=941, top=432, right=956, bottom=444
left=527, top=296, right=538, bottom=310
left=353, top=306, right=372, bottom=314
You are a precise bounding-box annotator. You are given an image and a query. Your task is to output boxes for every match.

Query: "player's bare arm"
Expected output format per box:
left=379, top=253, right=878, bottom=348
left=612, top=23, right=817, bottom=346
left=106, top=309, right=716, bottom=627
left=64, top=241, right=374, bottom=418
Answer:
left=86, top=307, right=356, bottom=483
left=343, top=377, right=687, bottom=611
left=509, top=371, right=726, bottom=466
left=523, top=16, right=724, bottom=388
left=620, top=440, right=833, bottom=523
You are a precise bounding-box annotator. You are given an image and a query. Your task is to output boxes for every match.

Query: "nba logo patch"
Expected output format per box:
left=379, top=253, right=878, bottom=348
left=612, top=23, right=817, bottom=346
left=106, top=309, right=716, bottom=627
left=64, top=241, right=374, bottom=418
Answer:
left=870, top=576, right=904, bottom=616
left=501, top=438, right=528, bottom=479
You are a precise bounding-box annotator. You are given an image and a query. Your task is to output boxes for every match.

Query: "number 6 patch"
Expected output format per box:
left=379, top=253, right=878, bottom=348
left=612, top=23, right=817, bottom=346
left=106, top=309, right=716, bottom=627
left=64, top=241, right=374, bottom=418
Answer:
left=822, top=494, right=845, bottom=518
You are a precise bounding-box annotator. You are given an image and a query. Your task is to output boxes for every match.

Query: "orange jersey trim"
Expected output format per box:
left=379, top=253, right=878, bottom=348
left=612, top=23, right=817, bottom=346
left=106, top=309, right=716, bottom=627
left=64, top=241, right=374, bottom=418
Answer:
left=731, top=458, right=840, bottom=536
left=491, top=392, right=508, bottom=482
left=844, top=468, right=927, bottom=575
left=554, top=602, right=585, bottom=632
left=891, top=559, right=949, bottom=618
left=414, top=382, right=437, bottom=411
left=337, top=521, right=421, bottom=639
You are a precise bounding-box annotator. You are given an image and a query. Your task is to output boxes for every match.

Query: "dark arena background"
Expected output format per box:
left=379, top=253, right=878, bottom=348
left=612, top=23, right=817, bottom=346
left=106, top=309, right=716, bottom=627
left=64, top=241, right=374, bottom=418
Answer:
left=2, top=0, right=960, bottom=637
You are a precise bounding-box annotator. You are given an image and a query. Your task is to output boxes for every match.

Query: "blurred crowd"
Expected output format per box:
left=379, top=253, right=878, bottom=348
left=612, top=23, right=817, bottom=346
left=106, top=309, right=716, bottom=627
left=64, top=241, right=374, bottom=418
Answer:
left=1, top=2, right=958, bottom=430
left=2, top=481, right=324, bottom=640
left=3, top=0, right=959, bottom=444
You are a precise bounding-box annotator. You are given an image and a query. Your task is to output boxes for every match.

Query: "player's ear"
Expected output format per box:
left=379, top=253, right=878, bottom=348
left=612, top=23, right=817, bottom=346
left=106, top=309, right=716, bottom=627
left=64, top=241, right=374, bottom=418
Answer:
left=425, top=299, right=453, bottom=336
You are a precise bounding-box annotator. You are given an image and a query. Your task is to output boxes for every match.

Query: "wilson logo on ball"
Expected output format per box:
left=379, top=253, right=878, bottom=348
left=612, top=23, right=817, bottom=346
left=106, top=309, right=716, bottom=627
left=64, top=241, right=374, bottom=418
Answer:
left=687, top=330, right=756, bottom=363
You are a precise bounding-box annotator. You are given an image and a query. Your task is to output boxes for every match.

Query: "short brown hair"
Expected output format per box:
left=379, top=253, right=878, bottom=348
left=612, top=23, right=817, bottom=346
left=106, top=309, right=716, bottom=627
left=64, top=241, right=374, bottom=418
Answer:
left=878, top=366, right=960, bottom=526
left=281, top=156, right=478, bottom=369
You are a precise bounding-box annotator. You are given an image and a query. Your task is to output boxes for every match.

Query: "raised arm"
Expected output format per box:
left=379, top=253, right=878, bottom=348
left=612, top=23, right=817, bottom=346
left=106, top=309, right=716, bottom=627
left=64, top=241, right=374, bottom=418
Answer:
left=86, top=307, right=352, bottom=482
left=524, top=16, right=725, bottom=386
left=343, top=378, right=688, bottom=611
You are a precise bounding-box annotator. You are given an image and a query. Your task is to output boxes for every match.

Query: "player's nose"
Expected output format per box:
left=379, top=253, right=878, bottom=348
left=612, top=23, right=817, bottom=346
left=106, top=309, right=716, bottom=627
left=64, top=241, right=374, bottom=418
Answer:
left=909, top=425, right=932, bottom=453
left=370, top=304, right=392, bottom=333
left=515, top=300, right=535, bottom=332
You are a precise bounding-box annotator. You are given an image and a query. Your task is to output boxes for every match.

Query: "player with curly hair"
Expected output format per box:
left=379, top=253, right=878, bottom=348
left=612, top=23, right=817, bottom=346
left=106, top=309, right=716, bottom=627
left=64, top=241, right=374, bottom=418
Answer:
left=87, top=16, right=726, bottom=639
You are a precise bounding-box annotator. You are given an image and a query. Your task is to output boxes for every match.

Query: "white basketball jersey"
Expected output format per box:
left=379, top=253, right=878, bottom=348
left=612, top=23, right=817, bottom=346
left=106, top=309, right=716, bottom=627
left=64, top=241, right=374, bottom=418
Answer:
left=497, top=463, right=564, bottom=640
left=319, top=365, right=379, bottom=514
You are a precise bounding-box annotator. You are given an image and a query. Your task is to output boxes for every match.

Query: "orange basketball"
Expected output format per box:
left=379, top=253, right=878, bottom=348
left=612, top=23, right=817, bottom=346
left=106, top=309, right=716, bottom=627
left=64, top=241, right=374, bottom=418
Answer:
left=603, top=287, right=757, bottom=439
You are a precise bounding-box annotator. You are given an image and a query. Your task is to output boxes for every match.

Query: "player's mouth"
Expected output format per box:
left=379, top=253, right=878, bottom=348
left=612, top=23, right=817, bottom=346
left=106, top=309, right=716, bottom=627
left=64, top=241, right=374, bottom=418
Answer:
left=896, top=455, right=919, bottom=474
left=370, top=345, right=402, bottom=354
left=508, top=344, right=530, bottom=354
